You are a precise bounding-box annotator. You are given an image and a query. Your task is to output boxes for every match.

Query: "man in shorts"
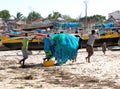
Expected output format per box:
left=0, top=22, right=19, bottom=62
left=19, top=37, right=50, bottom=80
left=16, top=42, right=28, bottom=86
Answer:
left=86, top=30, right=99, bottom=63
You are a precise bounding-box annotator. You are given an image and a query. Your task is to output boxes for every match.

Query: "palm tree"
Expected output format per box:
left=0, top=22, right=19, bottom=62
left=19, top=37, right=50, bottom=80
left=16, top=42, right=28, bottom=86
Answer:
left=52, top=12, right=61, bottom=20
left=48, top=14, right=52, bottom=19
left=27, top=11, right=42, bottom=21
left=14, top=12, right=23, bottom=21
left=47, top=11, right=61, bottom=20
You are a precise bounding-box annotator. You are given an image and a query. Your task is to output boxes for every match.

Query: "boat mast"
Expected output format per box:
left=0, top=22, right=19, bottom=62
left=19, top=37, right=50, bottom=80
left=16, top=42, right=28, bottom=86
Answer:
left=84, top=0, right=88, bottom=28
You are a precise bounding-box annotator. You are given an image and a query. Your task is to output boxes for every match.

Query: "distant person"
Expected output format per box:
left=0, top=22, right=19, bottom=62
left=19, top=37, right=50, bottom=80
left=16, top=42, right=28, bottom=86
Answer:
left=19, top=33, right=33, bottom=67
left=74, top=30, right=83, bottom=49
left=102, top=42, right=107, bottom=55
left=118, top=38, right=120, bottom=47
left=86, top=30, right=100, bottom=63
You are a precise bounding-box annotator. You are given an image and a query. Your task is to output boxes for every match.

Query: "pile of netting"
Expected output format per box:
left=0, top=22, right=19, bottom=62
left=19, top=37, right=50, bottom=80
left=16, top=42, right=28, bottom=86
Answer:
left=43, top=33, right=79, bottom=65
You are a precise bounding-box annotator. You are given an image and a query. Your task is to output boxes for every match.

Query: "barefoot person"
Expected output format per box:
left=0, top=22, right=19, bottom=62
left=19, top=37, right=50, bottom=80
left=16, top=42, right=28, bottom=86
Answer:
left=118, top=37, right=120, bottom=47
left=86, top=30, right=100, bottom=63
left=19, top=33, right=33, bottom=67
left=102, top=42, right=107, bottom=55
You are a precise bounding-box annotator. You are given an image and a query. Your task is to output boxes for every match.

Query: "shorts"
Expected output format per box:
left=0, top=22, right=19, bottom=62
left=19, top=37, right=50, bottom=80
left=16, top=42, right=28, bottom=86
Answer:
left=86, top=45, right=93, bottom=54
left=22, top=48, right=28, bottom=59
left=102, top=46, right=106, bottom=51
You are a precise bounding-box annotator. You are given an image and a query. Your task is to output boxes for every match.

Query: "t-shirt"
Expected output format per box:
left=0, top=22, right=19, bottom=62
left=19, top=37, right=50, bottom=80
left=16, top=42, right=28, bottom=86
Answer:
left=87, top=34, right=99, bottom=46
left=22, top=37, right=32, bottom=49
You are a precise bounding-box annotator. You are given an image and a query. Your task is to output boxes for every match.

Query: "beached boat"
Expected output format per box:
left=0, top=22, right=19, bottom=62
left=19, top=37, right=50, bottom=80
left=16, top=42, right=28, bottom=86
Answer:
left=1, top=26, right=120, bottom=50
left=81, top=29, right=119, bottom=47
left=1, top=35, right=44, bottom=50
left=0, top=23, right=53, bottom=50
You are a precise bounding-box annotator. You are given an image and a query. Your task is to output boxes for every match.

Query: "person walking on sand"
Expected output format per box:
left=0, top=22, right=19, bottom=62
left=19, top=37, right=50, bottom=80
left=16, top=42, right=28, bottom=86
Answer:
left=118, top=37, right=120, bottom=47
left=19, top=33, right=33, bottom=67
left=86, top=30, right=100, bottom=63
left=102, top=42, right=107, bottom=55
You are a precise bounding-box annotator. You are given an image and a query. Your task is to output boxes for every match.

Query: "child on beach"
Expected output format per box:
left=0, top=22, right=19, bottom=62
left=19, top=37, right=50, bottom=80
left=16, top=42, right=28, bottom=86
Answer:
left=19, top=33, right=33, bottom=67
left=86, top=29, right=100, bottom=63
left=102, top=42, right=107, bottom=55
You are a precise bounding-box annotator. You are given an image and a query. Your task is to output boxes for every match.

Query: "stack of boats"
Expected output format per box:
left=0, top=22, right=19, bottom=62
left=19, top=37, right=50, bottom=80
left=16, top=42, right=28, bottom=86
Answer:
left=0, top=26, right=120, bottom=50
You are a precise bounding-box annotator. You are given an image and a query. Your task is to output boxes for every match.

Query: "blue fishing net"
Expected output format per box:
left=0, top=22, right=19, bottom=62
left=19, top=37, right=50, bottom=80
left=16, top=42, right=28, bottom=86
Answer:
left=43, top=38, right=52, bottom=51
left=50, top=33, right=79, bottom=65
left=10, top=30, right=21, bottom=35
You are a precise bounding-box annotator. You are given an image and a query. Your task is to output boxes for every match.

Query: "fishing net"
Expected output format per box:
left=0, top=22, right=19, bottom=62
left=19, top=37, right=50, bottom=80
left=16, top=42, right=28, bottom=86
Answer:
left=50, top=33, right=79, bottom=65
left=10, top=30, right=21, bottom=35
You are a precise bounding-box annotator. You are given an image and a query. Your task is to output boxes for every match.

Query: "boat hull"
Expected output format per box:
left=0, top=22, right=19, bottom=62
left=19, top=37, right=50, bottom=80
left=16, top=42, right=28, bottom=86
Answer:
left=3, top=42, right=44, bottom=50
left=2, top=37, right=119, bottom=50
left=81, top=37, right=119, bottom=48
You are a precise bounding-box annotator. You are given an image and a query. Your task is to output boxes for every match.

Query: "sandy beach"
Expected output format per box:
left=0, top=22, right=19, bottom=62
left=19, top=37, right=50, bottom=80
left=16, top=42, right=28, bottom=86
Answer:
left=0, top=49, right=120, bottom=89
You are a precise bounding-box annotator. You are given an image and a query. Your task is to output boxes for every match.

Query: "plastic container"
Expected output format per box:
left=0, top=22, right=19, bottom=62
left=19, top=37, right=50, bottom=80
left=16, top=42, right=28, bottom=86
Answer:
left=43, top=60, right=54, bottom=67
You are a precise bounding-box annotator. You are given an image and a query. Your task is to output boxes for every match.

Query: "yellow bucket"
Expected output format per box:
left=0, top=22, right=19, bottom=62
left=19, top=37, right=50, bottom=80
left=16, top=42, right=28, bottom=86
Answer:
left=43, top=60, right=54, bottom=67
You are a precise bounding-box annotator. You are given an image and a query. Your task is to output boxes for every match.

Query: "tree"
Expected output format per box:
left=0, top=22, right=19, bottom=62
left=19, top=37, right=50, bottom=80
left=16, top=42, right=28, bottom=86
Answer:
left=93, top=15, right=106, bottom=23
left=48, top=14, right=52, bottom=19
left=79, top=15, right=106, bottom=23
left=0, top=10, right=10, bottom=19
left=47, top=11, right=61, bottom=20
left=62, top=15, right=76, bottom=22
left=79, top=15, right=106, bottom=28
left=22, top=16, right=28, bottom=22
left=52, top=12, right=61, bottom=20
left=27, top=11, right=42, bottom=21
left=14, top=12, right=23, bottom=21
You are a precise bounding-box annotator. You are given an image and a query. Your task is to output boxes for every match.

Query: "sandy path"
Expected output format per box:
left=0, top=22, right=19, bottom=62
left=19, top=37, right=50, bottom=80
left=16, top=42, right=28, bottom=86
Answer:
left=0, top=49, right=120, bottom=89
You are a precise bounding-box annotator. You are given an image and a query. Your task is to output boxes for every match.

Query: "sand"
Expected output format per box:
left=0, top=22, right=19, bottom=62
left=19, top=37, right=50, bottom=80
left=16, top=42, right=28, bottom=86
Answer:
left=0, top=49, right=120, bottom=89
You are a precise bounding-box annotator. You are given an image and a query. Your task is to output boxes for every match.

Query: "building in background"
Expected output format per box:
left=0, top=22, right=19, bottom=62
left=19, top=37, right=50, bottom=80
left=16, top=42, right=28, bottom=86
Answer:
left=108, top=10, right=120, bottom=20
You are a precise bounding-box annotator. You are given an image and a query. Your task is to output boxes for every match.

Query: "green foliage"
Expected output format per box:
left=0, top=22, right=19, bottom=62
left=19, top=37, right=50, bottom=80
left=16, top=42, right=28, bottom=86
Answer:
left=93, top=15, right=106, bottom=22
left=15, top=12, right=23, bottom=21
left=0, top=10, right=10, bottom=19
left=47, top=12, right=76, bottom=22
left=62, top=15, right=76, bottom=22
left=0, top=9, right=106, bottom=24
left=53, top=12, right=61, bottom=19
left=11, top=12, right=24, bottom=21
left=48, top=14, right=52, bottom=19
left=27, top=11, right=42, bottom=21
left=22, top=17, right=28, bottom=22
left=47, top=11, right=61, bottom=20
left=79, top=15, right=106, bottom=23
